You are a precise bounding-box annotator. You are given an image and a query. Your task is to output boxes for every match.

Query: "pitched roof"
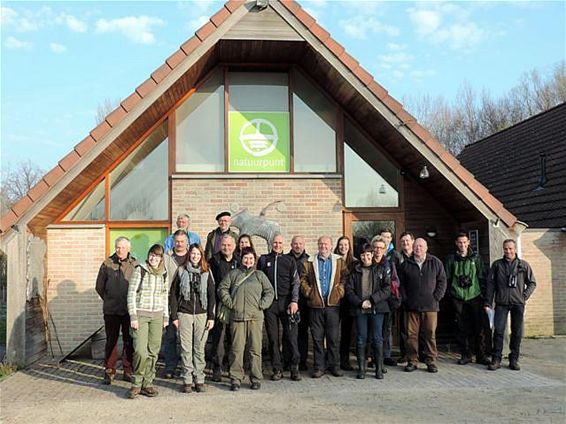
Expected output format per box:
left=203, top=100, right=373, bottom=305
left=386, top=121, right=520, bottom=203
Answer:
left=0, top=0, right=517, bottom=235
left=459, top=103, right=566, bottom=228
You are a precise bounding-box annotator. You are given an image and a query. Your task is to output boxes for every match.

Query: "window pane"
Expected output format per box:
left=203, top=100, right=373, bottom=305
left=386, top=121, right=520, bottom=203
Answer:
left=344, top=119, right=399, bottom=207
left=176, top=69, right=224, bottom=172
left=62, top=179, right=105, bottom=221
left=229, top=72, right=288, bottom=112
left=110, top=121, right=168, bottom=220
left=293, top=72, right=336, bottom=172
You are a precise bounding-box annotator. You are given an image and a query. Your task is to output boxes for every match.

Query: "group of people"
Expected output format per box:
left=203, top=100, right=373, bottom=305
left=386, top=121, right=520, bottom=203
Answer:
left=95, top=211, right=536, bottom=398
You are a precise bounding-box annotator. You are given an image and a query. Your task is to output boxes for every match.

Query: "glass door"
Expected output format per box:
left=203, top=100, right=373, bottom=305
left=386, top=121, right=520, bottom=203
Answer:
left=344, top=212, right=405, bottom=258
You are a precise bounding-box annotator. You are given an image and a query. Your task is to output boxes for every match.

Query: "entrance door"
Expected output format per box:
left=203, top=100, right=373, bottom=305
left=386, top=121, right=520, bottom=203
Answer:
left=344, top=212, right=405, bottom=257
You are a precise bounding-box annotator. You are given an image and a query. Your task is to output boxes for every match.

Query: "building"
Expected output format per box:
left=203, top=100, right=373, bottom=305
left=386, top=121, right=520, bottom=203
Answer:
left=459, top=103, right=566, bottom=336
left=1, top=0, right=525, bottom=365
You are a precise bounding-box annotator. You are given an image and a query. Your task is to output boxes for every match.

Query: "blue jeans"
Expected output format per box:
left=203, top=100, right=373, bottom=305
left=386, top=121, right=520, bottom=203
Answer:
left=356, top=313, right=385, bottom=347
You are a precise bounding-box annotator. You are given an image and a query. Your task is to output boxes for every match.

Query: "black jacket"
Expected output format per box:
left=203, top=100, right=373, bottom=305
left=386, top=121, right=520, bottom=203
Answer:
left=346, top=262, right=391, bottom=316
left=485, top=257, right=536, bottom=306
left=258, top=251, right=300, bottom=303
left=287, top=250, right=309, bottom=276
left=95, top=253, right=138, bottom=315
left=210, top=253, right=240, bottom=288
left=399, top=254, right=447, bottom=312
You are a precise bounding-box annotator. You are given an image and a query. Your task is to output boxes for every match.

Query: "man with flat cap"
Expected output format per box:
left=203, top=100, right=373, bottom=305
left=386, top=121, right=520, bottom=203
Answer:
left=205, top=211, right=238, bottom=261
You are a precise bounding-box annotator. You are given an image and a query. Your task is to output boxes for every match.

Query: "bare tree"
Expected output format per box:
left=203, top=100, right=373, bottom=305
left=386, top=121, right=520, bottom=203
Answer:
left=1, top=160, right=44, bottom=214
left=404, top=61, right=566, bottom=154
left=95, top=98, right=120, bottom=125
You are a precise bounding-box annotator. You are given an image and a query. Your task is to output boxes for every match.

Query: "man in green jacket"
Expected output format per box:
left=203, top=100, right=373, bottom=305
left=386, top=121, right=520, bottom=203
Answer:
left=444, top=232, right=490, bottom=366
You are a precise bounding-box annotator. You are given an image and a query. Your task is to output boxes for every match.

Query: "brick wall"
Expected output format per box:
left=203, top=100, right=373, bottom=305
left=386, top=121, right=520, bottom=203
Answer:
left=46, top=227, right=105, bottom=354
left=521, top=229, right=566, bottom=336
left=172, top=177, right=343, bottom=255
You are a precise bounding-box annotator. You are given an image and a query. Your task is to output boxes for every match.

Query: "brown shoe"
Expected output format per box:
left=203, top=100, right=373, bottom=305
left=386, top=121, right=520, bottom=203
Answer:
left=182, top=384, right=192, bottom=393
left=103, top=369, right=115, bottom=385
left=195, top=383, right=206, bottom=393
left=311, top=369, right=324, bottom=378
left=141, top=387, right=158, bottom=397
left=128, top=387, right=141, bottom=399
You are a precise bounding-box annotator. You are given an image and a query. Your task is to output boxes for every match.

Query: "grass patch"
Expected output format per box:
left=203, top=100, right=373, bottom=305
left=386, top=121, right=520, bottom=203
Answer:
left=0, top=362, right=17, bottom=380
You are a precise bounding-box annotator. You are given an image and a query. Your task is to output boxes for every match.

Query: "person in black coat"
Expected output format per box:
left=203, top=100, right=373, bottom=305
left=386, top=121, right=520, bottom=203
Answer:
left=346, top=243, right=391, bottom=379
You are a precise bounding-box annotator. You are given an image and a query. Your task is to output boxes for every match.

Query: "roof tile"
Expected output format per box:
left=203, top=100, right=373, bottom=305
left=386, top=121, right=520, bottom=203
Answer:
left=105, top=106, right=128, bottom=128
left=90, top=120, right=112, bottom=141
left=325, top=37, right=345, bottom=58
left=181, top=37, right=202, bottom=56
left=367, top=80, right=388, bottom=100
left=74, top=135, right=96, bottom=157
left=166, top=49, right=187, bottom=69
left=440, top=151, right=461, bottom=171
left=353, top=66, right=373, bottom=86
left=211, top=6, right=231, bottom=27
left=151, top=63, right=173, bottom=84
left=27, top=179, right=50, bottom=202
left=59, top=150, right=81, bottom=172
left=424, top=137, right=447, bottom=158
left=381, top=95, right=403, bottom=115
left=11, top=195, right=32, bottom=217
left=121, top=92, right=142, bottom=112
left=136, top=78, right=158, bottom=98
left=195, top=21, right=216, bottom=42
left=396, top=109, right=416, bottom=126
left=310, top=22, right=330, bottom=43
left=0, top=210, right=18, bottom=233
left=407, top=122, right=432, bottom=143
left=294, top=7, right=316, bottom=28
left=43, top=165, right=65, bottom=187
left=224, top=0, right=245, bottom=13
left=495, top=207, right=517, bottom=227
left=280, top=0, right=300, bottom=13
left=339, top=51, right=359, bottom=72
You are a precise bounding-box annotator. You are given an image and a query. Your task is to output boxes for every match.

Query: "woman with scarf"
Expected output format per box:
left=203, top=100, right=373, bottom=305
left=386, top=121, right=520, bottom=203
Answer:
left=170, top=244, right=216, bottom=393
left=334, top=236, right=357, bottom=371
left=217, top=247, right=274, bottom=391
left=127, top=244, right=169, bottom=399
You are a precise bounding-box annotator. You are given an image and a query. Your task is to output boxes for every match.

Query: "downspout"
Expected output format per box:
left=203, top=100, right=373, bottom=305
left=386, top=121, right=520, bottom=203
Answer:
left=512, top=220, right=529, bottom=257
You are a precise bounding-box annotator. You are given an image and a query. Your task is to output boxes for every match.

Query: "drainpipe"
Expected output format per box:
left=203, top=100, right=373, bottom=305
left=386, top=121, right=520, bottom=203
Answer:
left=512, top=220, right=529, bottom=257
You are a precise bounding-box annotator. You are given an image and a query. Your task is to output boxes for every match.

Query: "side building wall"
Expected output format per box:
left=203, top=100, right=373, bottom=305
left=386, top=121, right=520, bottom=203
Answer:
left=172, top=177, right=343, bottom=255
left=521, top=229, right=566, bottom=336
left=46, top=226, right=105, bottom=354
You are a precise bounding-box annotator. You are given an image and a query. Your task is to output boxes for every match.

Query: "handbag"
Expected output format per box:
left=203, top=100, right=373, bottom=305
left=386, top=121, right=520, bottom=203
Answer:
left=216, top=271, right=255, bottom=324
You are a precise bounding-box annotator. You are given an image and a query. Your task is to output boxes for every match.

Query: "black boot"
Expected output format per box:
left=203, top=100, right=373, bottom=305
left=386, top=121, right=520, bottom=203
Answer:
left=356, top=344, right=366, bottom=379
left=373, top=344, right=384, bottom=380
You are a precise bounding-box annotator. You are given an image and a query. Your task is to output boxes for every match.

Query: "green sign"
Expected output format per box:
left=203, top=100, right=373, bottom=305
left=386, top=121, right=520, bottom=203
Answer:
left=229, top=111, right=290, bottom=172
left=109, top=228, right=168, bottom=263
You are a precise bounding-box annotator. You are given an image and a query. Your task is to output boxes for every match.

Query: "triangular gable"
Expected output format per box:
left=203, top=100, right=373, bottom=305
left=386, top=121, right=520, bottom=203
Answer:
left=0, top=0, right=517, bottom=235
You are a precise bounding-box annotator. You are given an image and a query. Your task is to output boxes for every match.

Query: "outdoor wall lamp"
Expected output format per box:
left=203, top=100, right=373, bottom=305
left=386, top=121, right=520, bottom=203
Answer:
left=491, top=218, right=500, bottom=228
left=426, top=228, right=437, bottom=238
left=419, top=165, right=430, bottom=179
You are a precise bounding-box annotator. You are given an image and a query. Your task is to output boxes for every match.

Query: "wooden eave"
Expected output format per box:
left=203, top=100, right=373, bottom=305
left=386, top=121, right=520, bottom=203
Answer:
left=0, top=0, right=517, bottom=237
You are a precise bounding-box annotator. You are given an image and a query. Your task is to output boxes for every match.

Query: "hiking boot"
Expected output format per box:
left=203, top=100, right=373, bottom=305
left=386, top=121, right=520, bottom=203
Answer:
left=457, top=356, right=472, bottom=365
left=328, top=367, right=343, bottom=377
left=488, top=359, right=501, bottom=371
left=290, top=369, right=302, bottom=381
left=250, top=382, right=261, bottom=390
left=128, top=387, right=141, bottom=399
left=141, top=387, right=158, bottom=397
left=427, top=363, right=438, bottom=373
left=477, top=356, right=491, bottom=366
left=383, top=357, right=397, bottom=366
left=404, top=362, right=418, bottom=372
left=509, top=360, right=521, bottom=371
left=230, top=383, right=240, bottom=391
left=182, top=384, right=192, bottom=393
left=311, top=369, right=324, bottom=378
left=123, top=372, right=134, bottom=383
left=211, top=371, right=222, bottom=382
left=271, top=370, right=282, bottom=381
left=103, top=370, right=115, bottom=385
left=195, top=383, right=206, bottom=393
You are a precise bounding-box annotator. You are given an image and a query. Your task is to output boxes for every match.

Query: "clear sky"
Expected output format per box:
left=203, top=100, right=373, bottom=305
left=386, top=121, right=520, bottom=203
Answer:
left=1, top=1, right=565, bottom=171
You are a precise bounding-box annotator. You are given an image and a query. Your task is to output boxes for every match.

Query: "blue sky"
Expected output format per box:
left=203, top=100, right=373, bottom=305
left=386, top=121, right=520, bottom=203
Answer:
left=1, top=1, right=565, bottom=171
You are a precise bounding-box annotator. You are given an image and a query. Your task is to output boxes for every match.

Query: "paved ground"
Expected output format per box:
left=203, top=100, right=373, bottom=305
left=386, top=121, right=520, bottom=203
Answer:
left=1, top=337, right=565, bottom=424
